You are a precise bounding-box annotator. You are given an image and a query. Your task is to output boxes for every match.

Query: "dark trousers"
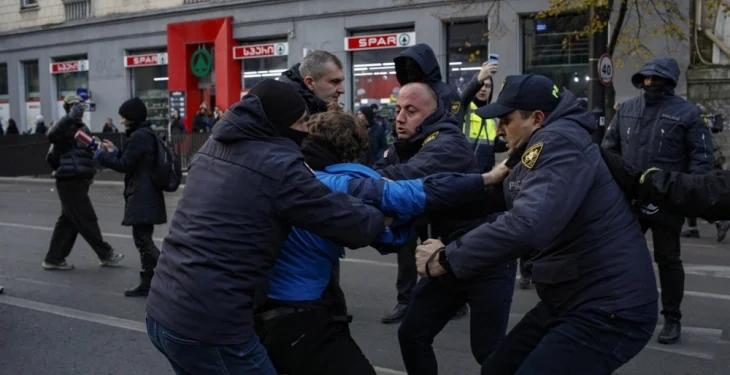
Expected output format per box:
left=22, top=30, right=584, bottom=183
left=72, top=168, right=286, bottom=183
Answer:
left=640, top=214, right=684, bottom=319
left=132, top=224, right=159, bottom=272
left=396, top=234, right=418, bottom=304
left=480, top=301, right=657, bottom=375
left=254, top=308, right=376, bottom=375
left=147, top=315, right=277, bottom=375
left=518, top=257, right=531, bottom=279
left=45, top=179, right=113, bottom=264
left=686, top=217, right=697, bottom=227
left=398, top=263, right=517, bottom=375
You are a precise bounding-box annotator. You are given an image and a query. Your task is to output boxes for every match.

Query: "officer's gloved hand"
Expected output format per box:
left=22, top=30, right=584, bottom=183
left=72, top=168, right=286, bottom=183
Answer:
left=69, top=102, right=85, bottom=121
left=600, top=148, right=642, bottom=201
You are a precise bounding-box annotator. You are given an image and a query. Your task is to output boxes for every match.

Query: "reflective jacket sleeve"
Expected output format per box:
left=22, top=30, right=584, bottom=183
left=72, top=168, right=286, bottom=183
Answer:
left=685, top=113, right=715, bottom=174
left=643, top=169, right=730, bottom=221
left=275, top=160, right=386, bottom=249
left=376, top=133, right=473, bottom=180
left=443, top=131, right=596, bottom=279
left=602, top=112, right=621, bottom=154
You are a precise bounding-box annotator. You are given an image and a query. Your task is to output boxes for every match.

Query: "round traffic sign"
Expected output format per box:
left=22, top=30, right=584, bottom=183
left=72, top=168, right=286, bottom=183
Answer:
left=598, top=53, right=614, bottom=86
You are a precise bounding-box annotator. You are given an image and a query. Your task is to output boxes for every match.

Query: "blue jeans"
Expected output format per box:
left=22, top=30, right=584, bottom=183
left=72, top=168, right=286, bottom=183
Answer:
left=480, top=300, right=658, bottom=375
left=398, top=261, right=517, bottom=375
left=146, top=315, right=277, bottom=375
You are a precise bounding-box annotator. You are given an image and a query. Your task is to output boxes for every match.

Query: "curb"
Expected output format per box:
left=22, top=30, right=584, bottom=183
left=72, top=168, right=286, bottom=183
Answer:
left=0, top=177, right=186, bottom=189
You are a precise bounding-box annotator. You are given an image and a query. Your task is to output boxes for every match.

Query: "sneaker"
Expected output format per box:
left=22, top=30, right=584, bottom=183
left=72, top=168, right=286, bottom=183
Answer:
left=100, top=252, right=124, bottom=267
left=42, top=261, right=75, bottom=270
left=381, top=303, right=408, bottom=324
left=680, top=229, right=699, bottom=238
left=717, top=222, right=730, bottom=242
left=658, top=317, right=681, bottom=345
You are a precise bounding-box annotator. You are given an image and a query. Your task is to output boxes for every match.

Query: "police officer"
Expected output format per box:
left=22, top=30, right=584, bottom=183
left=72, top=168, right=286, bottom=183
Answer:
left=375, top=82, right=516, bottom=374
left=602, top=57, right=714, bottom=344
left=416, top=74, right=659, bottom=375
left=145, top=79, right=387, bottom=375
left=43, top=94, right=124, bottom=271
left=280, top=50, right=345, bottom=115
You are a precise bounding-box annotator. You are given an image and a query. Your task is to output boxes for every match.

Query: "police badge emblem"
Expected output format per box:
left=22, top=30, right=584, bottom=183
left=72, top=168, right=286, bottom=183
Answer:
left=521, top=142, right=543, bottom=169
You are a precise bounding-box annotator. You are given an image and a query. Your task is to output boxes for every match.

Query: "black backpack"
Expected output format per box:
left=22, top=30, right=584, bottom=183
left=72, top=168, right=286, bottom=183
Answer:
left=145, top=129, right=182, bottom=192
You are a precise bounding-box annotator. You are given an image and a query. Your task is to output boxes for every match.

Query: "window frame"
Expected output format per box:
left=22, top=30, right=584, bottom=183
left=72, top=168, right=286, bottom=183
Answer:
left=21, top=0, right=39, bottom=9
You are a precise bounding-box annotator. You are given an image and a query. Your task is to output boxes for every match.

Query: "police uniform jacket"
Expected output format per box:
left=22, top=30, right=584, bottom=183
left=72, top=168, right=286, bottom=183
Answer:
left=444, top=90, right=659, bottom=314
left=145, top=95, right=386, bottom=346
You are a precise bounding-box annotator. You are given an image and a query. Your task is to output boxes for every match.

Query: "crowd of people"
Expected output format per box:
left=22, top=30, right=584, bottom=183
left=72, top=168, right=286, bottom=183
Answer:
left=31, top=41, right=730, bottom=375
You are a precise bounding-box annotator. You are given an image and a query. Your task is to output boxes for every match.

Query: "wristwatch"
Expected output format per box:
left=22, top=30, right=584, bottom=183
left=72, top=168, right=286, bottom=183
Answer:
left=438, top=248, right=452, bottom=273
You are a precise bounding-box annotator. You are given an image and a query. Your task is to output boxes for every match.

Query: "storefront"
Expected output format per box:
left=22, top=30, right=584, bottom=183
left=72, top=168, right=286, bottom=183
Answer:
left=346, top=29, right=416, bottom=123
left=234, top=41, right=289, bottom=98
left=23, top=60, right=41, bottom=132
left=522, top=13, right=590, bottom=98
left=125, top=51, right=169, bottom=130
left=0, top=63, right=8, bottom=126
left=51, top=56, right=91, bottom=126
left=445, top=21, right=490, bottom=98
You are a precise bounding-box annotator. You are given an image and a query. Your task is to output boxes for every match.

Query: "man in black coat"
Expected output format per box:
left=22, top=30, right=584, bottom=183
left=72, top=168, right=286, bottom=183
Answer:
left=145, top=79, right=387, bottom=375
left=96, top=97, right=166, bottom=297
left=42, top=94, right=124, bottom=271
left=602, top=57, right=715, bottom=344
left=279, top=50, right=345, bottom=115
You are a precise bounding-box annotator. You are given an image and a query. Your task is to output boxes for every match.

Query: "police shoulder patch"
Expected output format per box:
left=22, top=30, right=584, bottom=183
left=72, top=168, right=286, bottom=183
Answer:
left=521, top=142, right=544, bottom=169
left=450, top=101, right=460, bottom=114
left=423, top=131, right=440, bottom=146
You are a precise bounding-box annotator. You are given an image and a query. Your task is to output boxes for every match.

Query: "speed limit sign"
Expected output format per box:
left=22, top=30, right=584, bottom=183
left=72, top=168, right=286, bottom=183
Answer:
left=598, top=54, right=614, bottom=86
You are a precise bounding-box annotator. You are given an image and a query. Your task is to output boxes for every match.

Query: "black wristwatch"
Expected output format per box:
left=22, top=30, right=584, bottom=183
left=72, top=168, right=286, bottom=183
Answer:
left=438, top=249, right=452, bottom=273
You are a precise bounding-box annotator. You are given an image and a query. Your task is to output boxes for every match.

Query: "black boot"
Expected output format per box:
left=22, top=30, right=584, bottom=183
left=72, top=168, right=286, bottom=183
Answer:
left=124, top=270, right=154, bottom=297
left=658, top=316, right=681, bottom=345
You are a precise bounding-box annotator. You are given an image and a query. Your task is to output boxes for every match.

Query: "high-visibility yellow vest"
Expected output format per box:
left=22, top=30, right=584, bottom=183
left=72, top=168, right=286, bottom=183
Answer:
left=462, top=102, right=497, bottom=145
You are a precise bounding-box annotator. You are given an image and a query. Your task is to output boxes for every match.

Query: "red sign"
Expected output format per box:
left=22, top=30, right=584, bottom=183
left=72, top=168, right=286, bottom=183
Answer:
left=125, top=53, right=168, bottom=68
left=50, top=60, right=89, bottom=74
left=233, top=43, right=289, bottom=59
left=344, top=32, right=416, bottom=51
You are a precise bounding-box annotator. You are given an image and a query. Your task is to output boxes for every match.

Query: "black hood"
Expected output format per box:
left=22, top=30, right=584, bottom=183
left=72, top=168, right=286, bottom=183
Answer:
left=394, top=43, right=443, bottom=86
left=279, top=63, right=329, bottom=114
left=631, top=57, right=680, bottom=89
left=543, top=90, right=596, bottom=135
left=212, top=96, right=296, bottom=149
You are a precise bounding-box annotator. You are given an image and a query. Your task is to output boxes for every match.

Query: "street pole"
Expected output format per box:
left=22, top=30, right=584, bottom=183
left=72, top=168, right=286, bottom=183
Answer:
left=588, top=4, right=610, bottom=144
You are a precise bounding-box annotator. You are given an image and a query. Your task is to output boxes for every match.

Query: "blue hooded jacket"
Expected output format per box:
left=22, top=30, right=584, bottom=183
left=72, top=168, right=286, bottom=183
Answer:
left=268, top=162, right=487, bottom=302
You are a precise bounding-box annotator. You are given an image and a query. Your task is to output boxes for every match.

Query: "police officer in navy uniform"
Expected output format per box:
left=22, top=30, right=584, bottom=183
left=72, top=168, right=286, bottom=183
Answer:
left=416, top=74, right=659, bottom=375
left=602, top=57, right=714, bottom=344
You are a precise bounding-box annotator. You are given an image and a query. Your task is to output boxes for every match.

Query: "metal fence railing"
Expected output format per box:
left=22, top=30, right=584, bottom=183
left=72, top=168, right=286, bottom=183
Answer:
left=169, top=133, right=210, bottom=171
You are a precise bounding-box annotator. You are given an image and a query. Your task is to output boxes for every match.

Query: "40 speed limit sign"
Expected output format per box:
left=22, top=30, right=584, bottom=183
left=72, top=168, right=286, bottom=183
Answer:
left=598, top=54, right=614, bottom=87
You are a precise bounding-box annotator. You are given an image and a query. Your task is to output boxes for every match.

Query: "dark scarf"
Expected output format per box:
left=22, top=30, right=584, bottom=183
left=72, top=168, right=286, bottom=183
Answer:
left=301, top=137, right=343, bottom=171
left=643, top=85, right=673, bottom=105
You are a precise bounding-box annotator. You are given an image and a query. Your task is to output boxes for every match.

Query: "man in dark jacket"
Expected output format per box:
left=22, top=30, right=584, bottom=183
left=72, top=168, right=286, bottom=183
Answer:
left=357, top=105, right=387, bottom=167
left=417, top=74, right=659, bottom=374
left=42, top=94, right=124, bottom=271
left=145, top=79, right=387, bottom=375
left=602, top=57, right=714, bottom=344
left=374, top=82, right=516, bottom=374
left=279, top=50, right=345, bottom=115
left=95, top=97, right=166, bottom=297
left=394, top=43, right=463, bottom=120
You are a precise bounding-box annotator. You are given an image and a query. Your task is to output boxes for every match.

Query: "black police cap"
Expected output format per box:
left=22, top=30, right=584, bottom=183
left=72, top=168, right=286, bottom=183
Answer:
left=476, top=74, right=560, bottom=119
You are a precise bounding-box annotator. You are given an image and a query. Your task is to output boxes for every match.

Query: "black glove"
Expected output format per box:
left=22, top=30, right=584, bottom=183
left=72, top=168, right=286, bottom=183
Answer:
left=69, top=102, right=85, bottom=121
left=600, top=148, right=642, bottom=202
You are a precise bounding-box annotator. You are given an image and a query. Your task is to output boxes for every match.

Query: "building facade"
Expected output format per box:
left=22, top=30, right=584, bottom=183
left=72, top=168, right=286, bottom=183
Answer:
left=0, top=0, right=690, bottom=132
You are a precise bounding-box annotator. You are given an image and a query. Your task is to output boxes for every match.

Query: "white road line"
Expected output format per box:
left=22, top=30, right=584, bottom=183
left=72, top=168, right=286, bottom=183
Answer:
left=0, top=294, right=407, bottom=375
left=643, top=343, right=715, bottom=360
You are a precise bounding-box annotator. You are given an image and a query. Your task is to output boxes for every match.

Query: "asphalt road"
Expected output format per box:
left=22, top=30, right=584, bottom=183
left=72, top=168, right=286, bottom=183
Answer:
left=1, top=179, right=730, bottom=375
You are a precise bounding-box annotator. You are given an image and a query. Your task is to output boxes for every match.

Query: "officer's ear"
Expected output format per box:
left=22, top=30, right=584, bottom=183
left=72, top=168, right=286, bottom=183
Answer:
left=532, top=110, right=547, bottom=128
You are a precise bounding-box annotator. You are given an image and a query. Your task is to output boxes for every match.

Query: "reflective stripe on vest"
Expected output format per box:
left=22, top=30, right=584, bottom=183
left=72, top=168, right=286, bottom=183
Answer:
left=462, top=102, right=497, bottom=144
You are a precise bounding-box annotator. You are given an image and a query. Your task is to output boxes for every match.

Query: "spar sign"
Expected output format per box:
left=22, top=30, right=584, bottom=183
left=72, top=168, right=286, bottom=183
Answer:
left=233, top=42, right=289, bottom=59
left=124, top=53, right=168, bottom=68
left=50, top=60, right=89, bottom=74
left=344, top=32, right=417, bottom=51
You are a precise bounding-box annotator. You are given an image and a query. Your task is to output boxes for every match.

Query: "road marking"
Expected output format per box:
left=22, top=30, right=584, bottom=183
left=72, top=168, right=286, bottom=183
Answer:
left=644, top=343, right=715, bottom=360
left=342, top=258, right=398, bottom=268
left=646, top=240, right=716, bottom=249
left=0, top=294, right=407, bottom=375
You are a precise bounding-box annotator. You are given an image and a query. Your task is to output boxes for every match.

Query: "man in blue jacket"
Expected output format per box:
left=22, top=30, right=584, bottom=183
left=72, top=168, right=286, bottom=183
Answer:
left=603, top=57, right=714, bottom=344
left=374, top=82, right=517, bottom=374
left=255, top=109, right=508, bottom=375
left=417, top=74, right=659, bottom=375
left=145, top=79, right=388, bottom=375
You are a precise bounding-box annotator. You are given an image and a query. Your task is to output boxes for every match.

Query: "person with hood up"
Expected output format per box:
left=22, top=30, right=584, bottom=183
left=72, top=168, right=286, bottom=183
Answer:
left=35, top=115, right=47, bottom=134
left=602, top=57, right=714, bottom=345
left=373, top=82, right=516, bottom=373
left=357, top=105, right=387, bottom=167
left=145, top=79, right=388, bottom=375
left=42, top=94, right=123, bottom=271
left=280, top=50, right=345, bottom=115
left=416, top=74, right=659, bottom=375
left=94, top=97, right=166, bottom=297
left=394, top=43, right=463, bottom=120
left=5, top=118, right=19, bottom=135
left=256, top=108, right=510, bottom=375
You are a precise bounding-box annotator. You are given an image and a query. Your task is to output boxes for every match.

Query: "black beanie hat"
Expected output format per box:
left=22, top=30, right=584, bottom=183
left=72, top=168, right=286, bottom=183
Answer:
left=118, top=97, right=148, bottom=124
left=249, top=79, right=306, bottom=133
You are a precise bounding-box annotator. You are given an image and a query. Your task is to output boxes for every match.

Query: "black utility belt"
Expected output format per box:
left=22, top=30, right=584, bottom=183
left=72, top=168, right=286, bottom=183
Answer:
left=254, top=306, right=352, bottom=324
